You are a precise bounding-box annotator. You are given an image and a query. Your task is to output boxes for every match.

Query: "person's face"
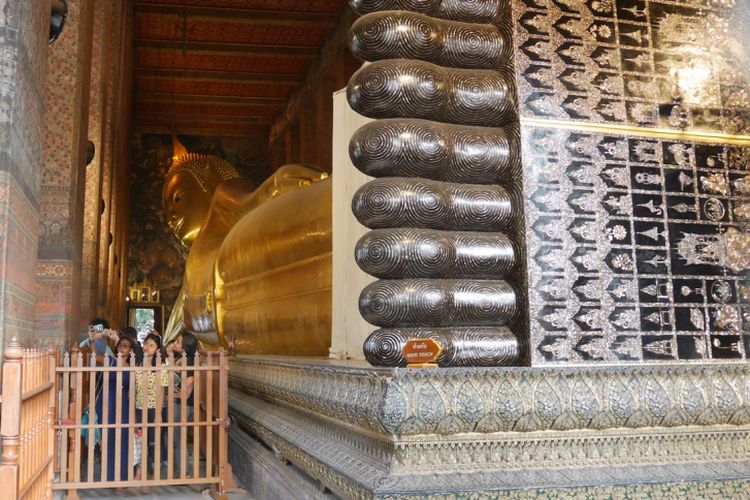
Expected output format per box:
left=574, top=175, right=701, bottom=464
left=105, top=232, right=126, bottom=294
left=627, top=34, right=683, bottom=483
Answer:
left=163, top=171, right=211, bottom=247
left=173, top=335, right=184, bottom=355
left=117, top=340, right=132, bottom=358
left=143, top=338, right=159, bottom=357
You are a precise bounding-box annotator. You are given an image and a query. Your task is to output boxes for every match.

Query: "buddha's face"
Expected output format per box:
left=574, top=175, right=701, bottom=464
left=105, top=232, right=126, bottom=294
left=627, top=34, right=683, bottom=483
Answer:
left=163, top=171, right=211, bottom=247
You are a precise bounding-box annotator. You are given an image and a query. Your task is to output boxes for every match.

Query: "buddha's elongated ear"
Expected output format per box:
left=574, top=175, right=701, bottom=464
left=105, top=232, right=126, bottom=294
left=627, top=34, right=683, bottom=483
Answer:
left=203, top=164, right=228, bottom=194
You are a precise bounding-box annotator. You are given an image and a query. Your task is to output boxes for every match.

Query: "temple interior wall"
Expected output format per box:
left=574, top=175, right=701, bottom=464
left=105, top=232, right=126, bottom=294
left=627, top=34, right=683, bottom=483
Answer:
left=0, top=0, right=134, bottom=357
left=0, top=0, right=49, bottom=352
left=36, top=0, right=95, bottom=349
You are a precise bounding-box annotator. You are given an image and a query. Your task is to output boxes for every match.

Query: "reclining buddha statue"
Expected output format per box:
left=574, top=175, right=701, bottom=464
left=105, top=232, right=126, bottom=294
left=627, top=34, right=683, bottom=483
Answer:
left=162, top=153, right=332, bottom=355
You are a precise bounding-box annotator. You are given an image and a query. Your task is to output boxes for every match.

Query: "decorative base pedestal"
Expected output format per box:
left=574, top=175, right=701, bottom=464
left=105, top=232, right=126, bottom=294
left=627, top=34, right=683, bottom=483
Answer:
left=227, top=356, right=750, bottom=498
left=229, top=424, right=330, bottom=499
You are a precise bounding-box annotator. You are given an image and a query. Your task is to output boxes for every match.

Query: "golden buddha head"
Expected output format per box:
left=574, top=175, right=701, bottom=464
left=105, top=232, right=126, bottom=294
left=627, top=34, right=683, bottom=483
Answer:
left=162, top=153, right=240, bottom=247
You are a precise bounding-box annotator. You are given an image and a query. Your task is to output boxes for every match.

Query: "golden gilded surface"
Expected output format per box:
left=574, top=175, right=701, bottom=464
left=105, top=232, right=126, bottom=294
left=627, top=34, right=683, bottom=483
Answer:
left=163, top=158, right=332, bottom=355
left=521, top=117, right=750, bottom=147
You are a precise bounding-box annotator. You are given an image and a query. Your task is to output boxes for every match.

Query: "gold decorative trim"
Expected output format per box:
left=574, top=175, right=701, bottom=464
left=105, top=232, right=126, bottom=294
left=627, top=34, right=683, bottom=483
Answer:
left=520, top=117, right=750, bottom=146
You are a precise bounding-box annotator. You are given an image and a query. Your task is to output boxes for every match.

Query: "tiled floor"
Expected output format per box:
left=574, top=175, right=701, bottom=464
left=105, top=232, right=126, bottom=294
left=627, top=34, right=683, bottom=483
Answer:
left=54, top=461, right=252, bottom=498
left=70, top=485, right=252, bottom=498
left=56, top=483, right=253, bottom=498
left=57, top=454, right=254, bottom=498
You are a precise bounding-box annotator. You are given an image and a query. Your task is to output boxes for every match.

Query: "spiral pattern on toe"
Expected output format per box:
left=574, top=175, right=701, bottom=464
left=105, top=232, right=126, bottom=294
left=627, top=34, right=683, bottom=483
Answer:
left=356, top=228, right=515, bottom=279
left=348, top=0, right=526, bottom=367
left=350, top=12, right=505, bottom=69
left=445, top=67, right=516, bottom=125
left=350, top=12, right=443, bottom=63
left=347, top=60, right=517, bottom=126
left=349, top=119, right=517, bottom=183
left=349, top=0, right=503, bottom=24
left=352, top=178, right=513, bottom=231
left=363, top=328, right=408, bottom=366
left=443, top=21, right=505, bottom=68
left=445, top=327, right=519, bottom=366
left=452, top=124, right=515, bottom=182
left=348, top=60, right=443, bottom=119
left=448, top=183, right=514, bottom=230
left=455, top=232, right=515, bottom=276
left=359, top=279, right=517, bottom=327
left=363, top=326, right=519, bottom=366
left=351, top=0, right=442, bottom=17
left=353, top=178, right=449, bottom=228
left=440, top=0, right=505, bottom=24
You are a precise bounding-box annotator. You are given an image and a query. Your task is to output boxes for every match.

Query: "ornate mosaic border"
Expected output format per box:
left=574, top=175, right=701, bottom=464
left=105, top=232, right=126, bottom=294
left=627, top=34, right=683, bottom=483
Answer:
left=523, top=125, right=750, bottom=365
left=377, top=479, right=750, bottom=499
left=229, top=364, right=750, bottom=497
left=229, top=356, right=750, bottom=435
left=511, top=0, right=750, bottom=366
left=512, top=0, right=750, bottom=134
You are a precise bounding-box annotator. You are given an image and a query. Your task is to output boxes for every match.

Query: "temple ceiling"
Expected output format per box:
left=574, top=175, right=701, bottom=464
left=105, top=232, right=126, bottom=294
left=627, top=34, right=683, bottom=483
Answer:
left=133, top=0, right=348, bottom=140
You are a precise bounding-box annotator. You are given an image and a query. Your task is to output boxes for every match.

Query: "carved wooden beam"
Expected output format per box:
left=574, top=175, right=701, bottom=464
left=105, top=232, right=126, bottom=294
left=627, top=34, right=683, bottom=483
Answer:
left=136, top=40, right=317, bottom=58
left=139, top=69, right=299, bottom=85
left=135, top=93, right=286, bottom=105
left=268, top=7, right=356, bottom=150
left=135, top=4, right=338, bottom=27
left=134, top=123, right=268, bottom=138
left=135, top=112, right=274, bottom=125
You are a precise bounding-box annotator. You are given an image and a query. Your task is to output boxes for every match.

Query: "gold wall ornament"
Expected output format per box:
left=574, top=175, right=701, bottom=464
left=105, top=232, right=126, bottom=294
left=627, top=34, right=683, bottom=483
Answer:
left=162, top=157, right=332, bottom=354
left=520, top=117, right=750, bottom=147
left=128, top=280, right=160, bottom=304
left=171, top=134, right=188, bottom=162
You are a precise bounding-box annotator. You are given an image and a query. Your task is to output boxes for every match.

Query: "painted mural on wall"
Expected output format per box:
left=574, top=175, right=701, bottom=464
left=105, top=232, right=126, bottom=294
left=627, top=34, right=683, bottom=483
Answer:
left=127, top=134, right=270, bottom=310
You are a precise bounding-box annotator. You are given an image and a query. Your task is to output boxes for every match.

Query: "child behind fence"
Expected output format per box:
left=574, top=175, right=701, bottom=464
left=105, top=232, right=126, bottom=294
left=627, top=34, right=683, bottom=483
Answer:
left=134, top=333, right=168, bottom=478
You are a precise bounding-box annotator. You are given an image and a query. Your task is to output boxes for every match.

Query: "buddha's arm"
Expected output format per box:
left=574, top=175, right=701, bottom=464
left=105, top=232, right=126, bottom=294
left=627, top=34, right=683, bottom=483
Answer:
left=193, top=167, right=329, bottom=252
left=202, top=178, right=257, bottom=235
left=164, top=285, right=186, bottom=345
left=259, top=164, right=329, bottom=202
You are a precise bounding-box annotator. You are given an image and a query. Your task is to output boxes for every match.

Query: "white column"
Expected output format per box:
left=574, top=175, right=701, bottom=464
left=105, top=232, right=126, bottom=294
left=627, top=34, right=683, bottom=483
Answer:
left=330, top=89, right=376, bottom=360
